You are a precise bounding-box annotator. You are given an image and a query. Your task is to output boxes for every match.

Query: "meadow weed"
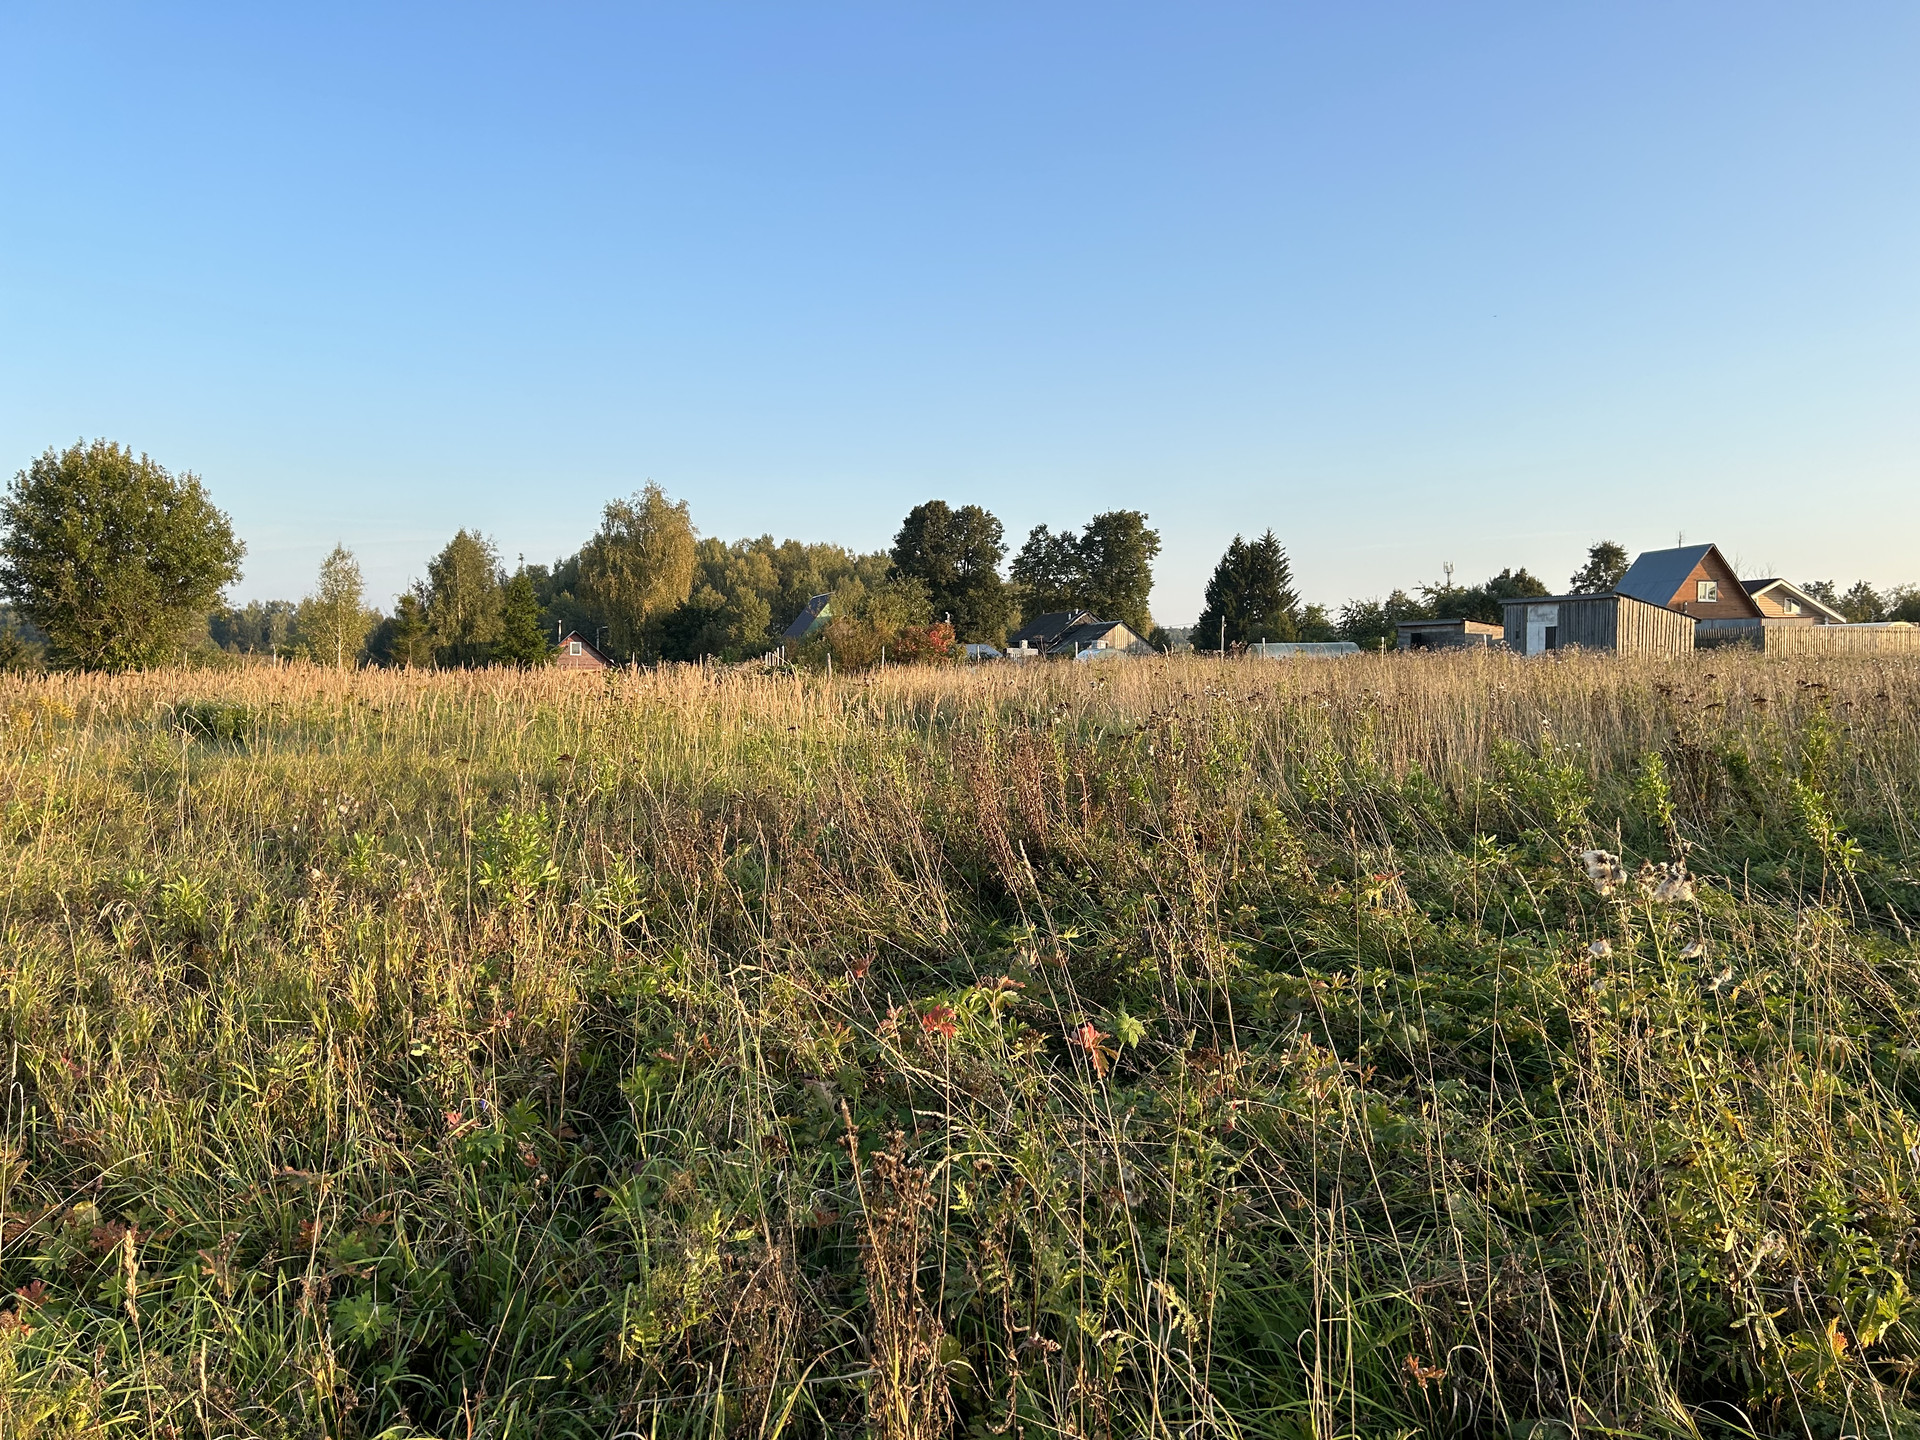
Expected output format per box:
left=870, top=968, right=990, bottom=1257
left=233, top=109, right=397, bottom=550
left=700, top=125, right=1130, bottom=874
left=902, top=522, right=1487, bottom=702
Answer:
left=1, top=650, right=1918, bottom=1438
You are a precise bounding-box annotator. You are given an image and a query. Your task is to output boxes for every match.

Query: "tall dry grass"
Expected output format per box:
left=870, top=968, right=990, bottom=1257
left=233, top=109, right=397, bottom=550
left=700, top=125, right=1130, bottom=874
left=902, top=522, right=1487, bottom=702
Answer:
left=0, top=650, right=1917, bottom=1439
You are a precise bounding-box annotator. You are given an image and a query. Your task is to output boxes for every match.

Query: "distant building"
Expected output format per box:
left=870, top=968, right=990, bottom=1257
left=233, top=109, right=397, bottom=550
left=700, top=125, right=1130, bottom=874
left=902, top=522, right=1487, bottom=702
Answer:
left=1500, top=594, right=1695, bottom=657
left=1007, top=610, right=1153, bottom=659
left=963, top=643, right=1004, bottom=661
left=1007, top=611, right=1088, bottom=652
left=1395, top=618, right=1503, bottom=650
left=782, top=594, right=833, bottom=644
left=556, top=630, right=612, bottom=670
left=1742, top=579, right=1845, bottom=624
left=1614, top=544, right=1764, bottom=621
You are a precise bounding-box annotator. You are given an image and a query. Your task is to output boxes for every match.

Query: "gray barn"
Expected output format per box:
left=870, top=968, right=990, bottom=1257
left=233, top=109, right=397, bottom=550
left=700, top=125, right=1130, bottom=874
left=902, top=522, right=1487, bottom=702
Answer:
left=1396, top=618, right=1504, bottom=650
left=1500, top=594, right=1694, bottom=657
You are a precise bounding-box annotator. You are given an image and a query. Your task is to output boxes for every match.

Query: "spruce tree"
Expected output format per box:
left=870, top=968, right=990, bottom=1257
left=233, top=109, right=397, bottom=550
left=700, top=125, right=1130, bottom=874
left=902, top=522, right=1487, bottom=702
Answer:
left=1238, top=531, right=1301, bottom=642
left=496, top=567, right=550, bottom=666
left=1192, top=536, right=1249, bottom=652
left=1193, top=531, right=1301, bottom=649
left=381, top=590, right=433, bottom=668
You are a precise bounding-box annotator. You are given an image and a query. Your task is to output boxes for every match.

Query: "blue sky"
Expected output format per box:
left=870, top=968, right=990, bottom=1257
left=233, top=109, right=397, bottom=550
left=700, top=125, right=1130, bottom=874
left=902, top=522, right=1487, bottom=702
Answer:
left=3, top=3, right=1915, bottom=622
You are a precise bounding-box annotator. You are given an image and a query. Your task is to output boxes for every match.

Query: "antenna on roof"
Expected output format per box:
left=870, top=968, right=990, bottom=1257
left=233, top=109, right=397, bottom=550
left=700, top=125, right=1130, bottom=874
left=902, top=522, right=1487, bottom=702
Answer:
left=1676, top=531, right=1685, bottom=548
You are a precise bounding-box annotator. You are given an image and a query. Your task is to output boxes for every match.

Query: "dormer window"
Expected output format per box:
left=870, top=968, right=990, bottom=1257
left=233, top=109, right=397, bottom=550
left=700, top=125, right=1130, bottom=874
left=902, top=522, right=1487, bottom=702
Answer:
left=1696, top=580, right=1718, bottom=603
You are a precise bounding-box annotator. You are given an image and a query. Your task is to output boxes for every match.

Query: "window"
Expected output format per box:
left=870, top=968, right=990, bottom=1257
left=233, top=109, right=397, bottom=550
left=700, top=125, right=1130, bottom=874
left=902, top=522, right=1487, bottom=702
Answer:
left=1696, top=580, right=1719, bottom=603
left=569, top=640, right=581, bottom=655
left=1783, top=599, right=1801, bottom=615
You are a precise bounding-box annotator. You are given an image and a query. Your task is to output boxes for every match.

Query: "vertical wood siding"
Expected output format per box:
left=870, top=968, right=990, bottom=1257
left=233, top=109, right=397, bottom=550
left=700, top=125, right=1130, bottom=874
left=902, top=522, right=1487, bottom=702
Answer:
left=1501, top=596, right=1694, bottom=656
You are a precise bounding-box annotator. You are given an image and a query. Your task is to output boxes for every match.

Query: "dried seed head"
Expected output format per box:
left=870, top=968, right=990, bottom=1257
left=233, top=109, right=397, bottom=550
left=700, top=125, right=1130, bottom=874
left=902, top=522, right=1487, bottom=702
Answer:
left=1579, top=850, right=1627, bottom=896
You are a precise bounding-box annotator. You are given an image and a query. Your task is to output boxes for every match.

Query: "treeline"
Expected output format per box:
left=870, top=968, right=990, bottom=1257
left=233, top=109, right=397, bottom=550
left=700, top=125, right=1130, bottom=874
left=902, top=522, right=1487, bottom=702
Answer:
left=0, top=440, right=1166, bottom=671
left=1179, top=531, right=1558, bottom=650
left=202, top=491, right=1169, bottom=671
left=5, top=439, right=1917, bottom=672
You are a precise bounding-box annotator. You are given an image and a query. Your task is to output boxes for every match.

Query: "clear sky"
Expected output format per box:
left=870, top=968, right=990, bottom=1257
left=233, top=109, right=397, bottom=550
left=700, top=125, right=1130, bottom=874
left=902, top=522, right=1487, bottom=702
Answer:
left=3, top=3, right=1915, bottom=622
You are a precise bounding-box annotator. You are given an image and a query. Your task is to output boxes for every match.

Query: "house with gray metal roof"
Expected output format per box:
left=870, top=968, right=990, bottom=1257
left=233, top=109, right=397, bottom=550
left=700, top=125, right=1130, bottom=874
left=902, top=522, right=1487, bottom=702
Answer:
left=1614, top=545, right=1763, bottom=621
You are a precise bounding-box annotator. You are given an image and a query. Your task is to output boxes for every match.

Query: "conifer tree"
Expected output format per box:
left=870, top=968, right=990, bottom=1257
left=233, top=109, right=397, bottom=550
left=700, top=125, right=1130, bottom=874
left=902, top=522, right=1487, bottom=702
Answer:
left=495, top=566, right=550, bottom=666
left=1192, top=531, right=1301, bottom=649
left=380, top=590, right=434, bottom=668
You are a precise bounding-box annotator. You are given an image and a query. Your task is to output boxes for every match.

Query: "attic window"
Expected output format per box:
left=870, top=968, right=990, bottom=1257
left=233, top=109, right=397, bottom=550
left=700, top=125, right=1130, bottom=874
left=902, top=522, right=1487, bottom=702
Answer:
left=1784, top=599, right=1801, bottom=615
left=569, top=640, right=581, bottom=655
left=1696, top=580, right=1719, bottom=603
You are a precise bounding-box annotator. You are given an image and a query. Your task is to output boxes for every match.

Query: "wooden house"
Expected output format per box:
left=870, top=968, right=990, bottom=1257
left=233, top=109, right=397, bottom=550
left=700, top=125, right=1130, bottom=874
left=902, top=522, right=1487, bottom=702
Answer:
left=1500, top=594, right=1694, bottom=657
left=555, top=630, right=612, bottom=671
left=1614, top=544, right=1764, bottom=621
left=1395, top=618, right=1503, bottom=650
left=1742, top=579, right=1845, bottom=624
left=1007, top=610, right=1152, bottom=658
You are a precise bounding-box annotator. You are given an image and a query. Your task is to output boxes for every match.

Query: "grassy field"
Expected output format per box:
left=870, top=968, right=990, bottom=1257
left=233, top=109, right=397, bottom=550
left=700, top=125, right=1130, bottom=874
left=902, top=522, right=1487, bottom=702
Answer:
left=3, top=651, right=1920, bottom=1440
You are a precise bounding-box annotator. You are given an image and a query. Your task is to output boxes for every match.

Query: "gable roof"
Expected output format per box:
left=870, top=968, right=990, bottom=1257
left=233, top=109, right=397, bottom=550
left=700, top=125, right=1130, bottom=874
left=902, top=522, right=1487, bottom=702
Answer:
left=1050, top=619, right=1146, bottom=655
left=1008, top=610, right=1090, bottom=649
left=1743, top=578, right=1847, bottom=624
left=781, top=594, right=833, bottom=642
left=558, top=631, right=613, bottom=664
left=1614, top=545, right=1718, bottom=608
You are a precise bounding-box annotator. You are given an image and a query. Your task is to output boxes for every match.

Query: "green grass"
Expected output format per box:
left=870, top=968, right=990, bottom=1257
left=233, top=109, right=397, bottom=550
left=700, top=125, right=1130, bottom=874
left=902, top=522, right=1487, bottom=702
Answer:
left=2, top=652, right=1919, bottom=1439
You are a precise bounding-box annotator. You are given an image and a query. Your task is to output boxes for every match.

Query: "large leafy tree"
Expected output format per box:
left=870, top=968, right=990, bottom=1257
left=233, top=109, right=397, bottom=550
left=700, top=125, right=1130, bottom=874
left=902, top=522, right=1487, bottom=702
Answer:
left=1569, top=540, right=1630, bottom=594
left=299, top=544, right=376, bottom=667
left=424, top=530, right=505, bottom=667
left=1841, top=582, right=1888, bottom=624
left=888, top=501, right=1011, bottom=644
left=1424, top=566, right=1549, bottom=624
left=1012, top=511, right=1161, bottom=635
left=1194, top=531, right=1301, bottom=649
left=1337, top=590, right=1430, bottom=649
left=0, top=440, right=244, bottom=670
left=1076, top=510, right=1160, bottom=637
left=577, top=483, right=697, bottom=660
left=1009, top=524, right=1085, bottom=617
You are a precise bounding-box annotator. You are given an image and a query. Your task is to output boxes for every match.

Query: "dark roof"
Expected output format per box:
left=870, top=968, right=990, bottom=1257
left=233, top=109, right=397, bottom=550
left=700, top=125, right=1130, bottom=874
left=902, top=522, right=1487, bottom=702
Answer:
left=1008, top=610, right=1089, bottom=649
left=1049, top=619, right=1144, bottom=655
left=1743, top=578, right=1847, bottom=623
left=781, top=594, right=832, bottom=643
left=1615, top=545, right=1718, bottom=608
